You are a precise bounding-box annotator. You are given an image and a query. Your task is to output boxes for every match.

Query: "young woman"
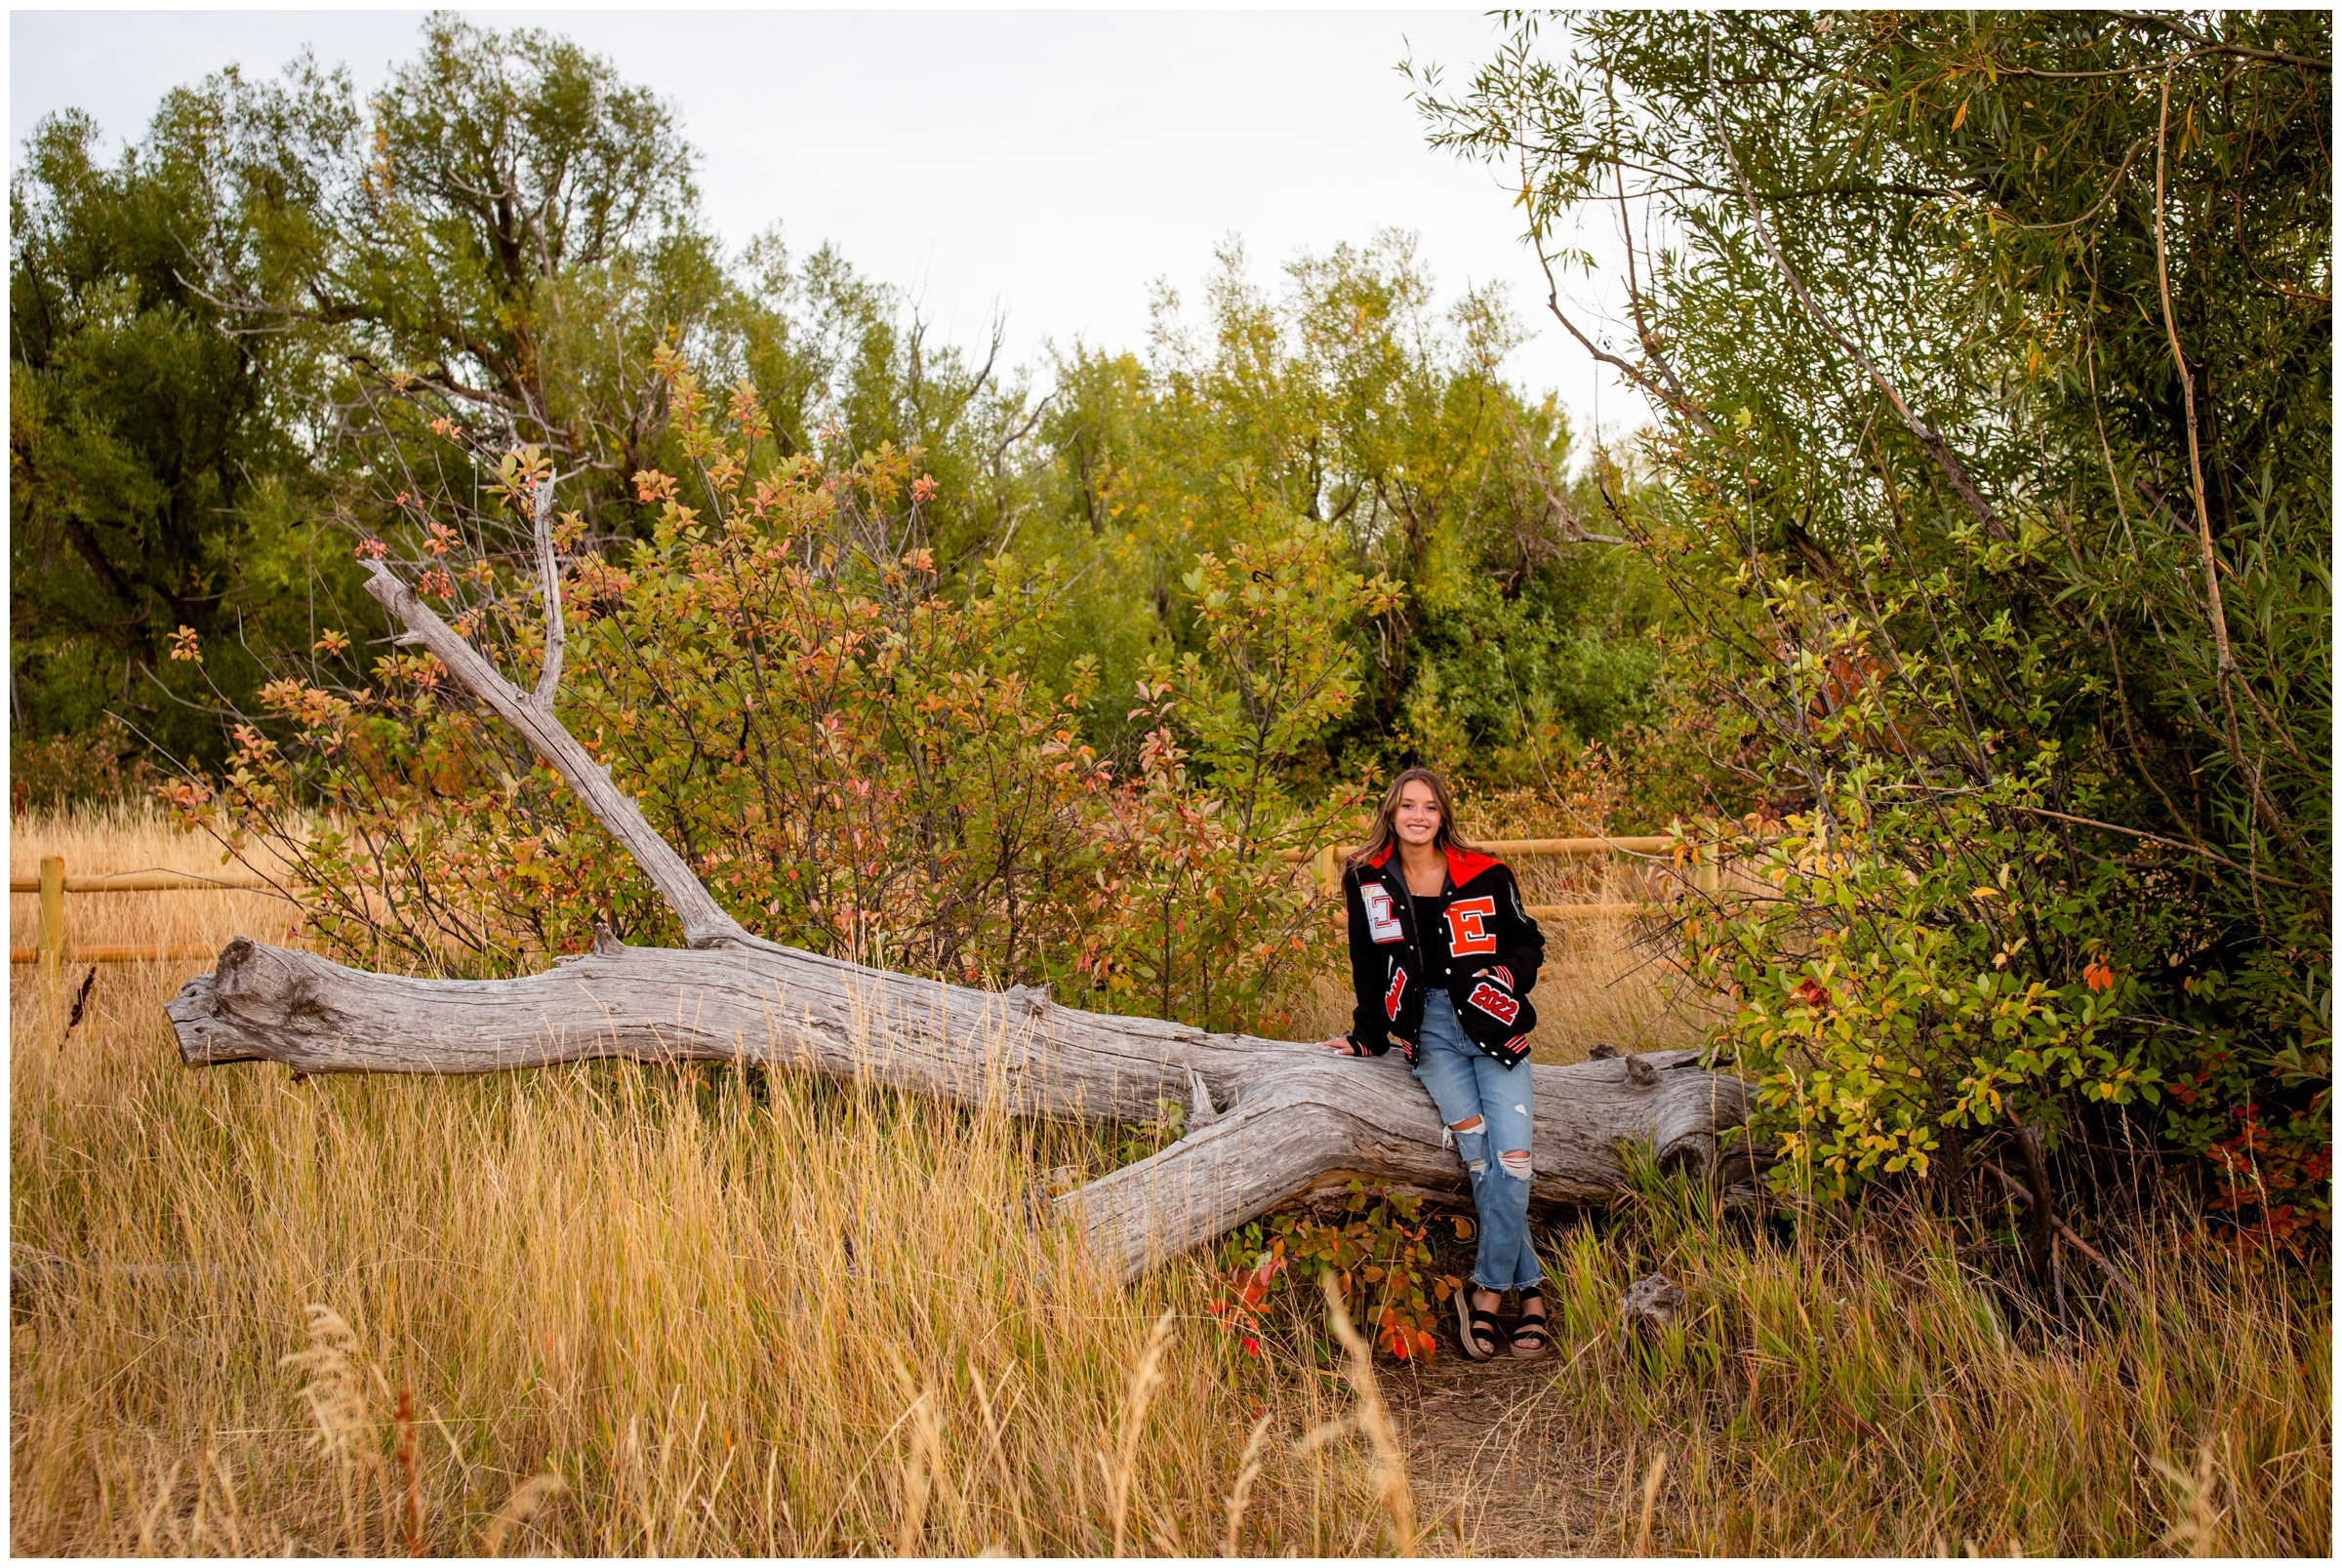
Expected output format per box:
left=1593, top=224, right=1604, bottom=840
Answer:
left=1320, top=768, right=1550, bottom=1360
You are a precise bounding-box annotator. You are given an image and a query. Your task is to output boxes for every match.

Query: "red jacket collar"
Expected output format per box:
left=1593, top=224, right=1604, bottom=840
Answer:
left=1444, top=844, right=1501, bottom=884
left=1366, top=841, right=1501, bottom=884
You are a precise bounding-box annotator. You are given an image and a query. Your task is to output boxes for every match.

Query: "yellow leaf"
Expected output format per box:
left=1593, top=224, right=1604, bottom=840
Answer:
left=1971, top=886, right=2000, bottom=899
left=1953, top=98, right=1968, bottom=131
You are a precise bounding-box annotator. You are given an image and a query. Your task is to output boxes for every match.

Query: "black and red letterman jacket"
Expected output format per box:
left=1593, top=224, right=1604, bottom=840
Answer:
left=1341, top=842, right=1546, bottom=1068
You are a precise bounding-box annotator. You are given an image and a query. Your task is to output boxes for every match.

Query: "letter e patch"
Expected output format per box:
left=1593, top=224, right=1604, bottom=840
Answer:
left=1362, top=884, right=1404, bottom=943
left=1445, top=896, right=1498, bottom=955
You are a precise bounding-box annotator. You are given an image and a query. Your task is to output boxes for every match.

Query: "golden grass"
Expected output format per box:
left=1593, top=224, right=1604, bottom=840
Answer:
left=1492, top=1162, right=2334, bottom=1556
left=12, top=805, right=2330, bottom=1555
left=11, top=974, right=1403, bottom=1554
left=10, top=800, right=307, bottom=973
left=12, top=807, right=1408, bottom=1555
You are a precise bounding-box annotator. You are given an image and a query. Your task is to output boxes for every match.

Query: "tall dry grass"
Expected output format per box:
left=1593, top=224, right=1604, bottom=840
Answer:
left=9, top=800, right=309, bottom=966
left=12, top=806, right=1409, bottom=1554
left=12, top=804, right=2330, bottom=1555
left=1498, top=1154, right=2334, bottom=1556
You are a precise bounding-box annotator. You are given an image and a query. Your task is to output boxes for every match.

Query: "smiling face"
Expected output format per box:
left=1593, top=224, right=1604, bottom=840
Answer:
left=1393, top=779, right=1443, bottom=849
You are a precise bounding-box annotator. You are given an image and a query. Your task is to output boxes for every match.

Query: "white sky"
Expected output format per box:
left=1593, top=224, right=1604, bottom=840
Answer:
left=9, top=7, right=1651, bottom=453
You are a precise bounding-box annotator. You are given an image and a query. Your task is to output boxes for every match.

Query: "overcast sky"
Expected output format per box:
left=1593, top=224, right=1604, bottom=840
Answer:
left=10, top=7, right=1650, bottom=450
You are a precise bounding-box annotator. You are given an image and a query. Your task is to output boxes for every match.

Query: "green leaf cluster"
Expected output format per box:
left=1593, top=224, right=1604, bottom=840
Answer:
left=1019, top=235, right=1670, bottom=793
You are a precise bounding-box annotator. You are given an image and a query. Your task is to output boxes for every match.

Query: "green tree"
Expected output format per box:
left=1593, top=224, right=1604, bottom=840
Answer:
left=12, top=16, right=1035, bottom=769
left=1417, top=11, right=2329, bottom=1235
left=1028, top=233, right=1666, bottom=789
left=182, top=17, right=721, bottom=534
left=9, top=103, right=338, bottom=762
left=193, top=16, right=1044, bottom=556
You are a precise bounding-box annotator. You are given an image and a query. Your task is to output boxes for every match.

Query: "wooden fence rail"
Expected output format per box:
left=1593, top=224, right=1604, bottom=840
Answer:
left=15, top=830, right=1733, bottom=973
left=9, top=856, right=280, bottom=973
left=1292, top=832, right=1725, bottom=918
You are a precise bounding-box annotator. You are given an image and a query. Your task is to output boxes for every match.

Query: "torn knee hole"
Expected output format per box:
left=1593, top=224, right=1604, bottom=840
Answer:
left=1498, top=1148, right=1533, bottom=1179
left=1448, top=1116, right=1484, bottom=1133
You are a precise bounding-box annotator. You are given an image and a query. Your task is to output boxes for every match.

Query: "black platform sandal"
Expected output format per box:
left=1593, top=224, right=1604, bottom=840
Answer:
left=1457, top=1286, right=1503, bottom=1361
left=1510, top=1291, right=1551, bottom=1359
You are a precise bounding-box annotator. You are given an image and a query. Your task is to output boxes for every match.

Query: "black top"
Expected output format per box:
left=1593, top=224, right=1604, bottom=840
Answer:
left=1407, top=876, right=1457, bottom=988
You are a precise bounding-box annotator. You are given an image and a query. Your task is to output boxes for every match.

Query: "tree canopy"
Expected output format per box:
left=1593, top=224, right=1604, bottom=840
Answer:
left=12, top=16, right=1659, bottom=797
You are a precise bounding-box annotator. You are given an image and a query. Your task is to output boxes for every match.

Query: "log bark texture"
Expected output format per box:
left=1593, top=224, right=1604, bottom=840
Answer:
left=164, top=472, right=1752, bottom=1283
left=168, top=933, right=1748, bottom=1281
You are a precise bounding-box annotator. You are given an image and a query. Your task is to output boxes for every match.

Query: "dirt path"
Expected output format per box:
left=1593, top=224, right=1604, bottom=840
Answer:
left=1383, top=1338, right=1643, bottom=1556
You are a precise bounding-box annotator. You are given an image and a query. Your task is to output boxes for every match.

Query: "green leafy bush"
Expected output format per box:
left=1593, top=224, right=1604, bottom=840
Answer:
left=1419, top=11, right=2330, bottom=1240
left=11, top=714, right=157, bottom=814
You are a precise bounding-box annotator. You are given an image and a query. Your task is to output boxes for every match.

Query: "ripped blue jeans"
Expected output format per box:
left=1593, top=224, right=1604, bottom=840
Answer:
left=1413, top=990, right=1543, bottom=1293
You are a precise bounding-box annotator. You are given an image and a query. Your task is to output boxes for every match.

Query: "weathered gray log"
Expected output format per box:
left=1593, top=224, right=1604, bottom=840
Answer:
left=163, top=471, right=1751, bottom=1283
left=1059, top=1044, right=1750, bottom=1280
left=10, top=1242, right=247, bottom=1295
left=359, top=484, right=752, bottom=952
left=166, top=931, right=1747, bottom=1281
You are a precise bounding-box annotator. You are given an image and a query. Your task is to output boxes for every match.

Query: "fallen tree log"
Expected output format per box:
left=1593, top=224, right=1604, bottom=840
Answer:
left=161, top=470, right=1752, bottom=1282
left=11, top=1242, right=250, bottom=1296
left=168, top=932, right=1751, bottom=1280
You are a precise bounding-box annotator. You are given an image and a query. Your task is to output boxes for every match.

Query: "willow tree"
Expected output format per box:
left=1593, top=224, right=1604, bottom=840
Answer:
left=1412, top=10, right=2329, bottom=1248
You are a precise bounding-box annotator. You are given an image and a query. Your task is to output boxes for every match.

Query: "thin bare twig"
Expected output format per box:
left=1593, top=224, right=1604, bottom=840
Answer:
left=1488, top=386, right=1629, bottom=546
left=1519, top=136, right=1719, bottom=439
left=1713, top=98, right=2012, bottom=543
left=2007, top=137, right=2152, bottom=233
left=2109, top=11, right=2329, bottom=72
left=1993, top=803, right=2307, bottom=889
left=1976, top=1156, right=2147, bottom=1312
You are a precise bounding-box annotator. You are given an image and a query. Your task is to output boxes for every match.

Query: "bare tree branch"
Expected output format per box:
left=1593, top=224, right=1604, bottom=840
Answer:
left=1532, top=237, right=1719, bottom=441
left=529, top=472, right=567, bottom=704
left=360, top=475, right=762, bottom=950
left=1487, top=382, right=1629, bottom=546
left=2150, top=70, right=2317, bottom=882
left=1714, top=101, right=2015, bottom=544
left=2109, top=11, right=2329, bottom=72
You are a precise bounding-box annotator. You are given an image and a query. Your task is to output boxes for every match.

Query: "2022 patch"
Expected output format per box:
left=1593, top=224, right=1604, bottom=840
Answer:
left=1465, top=980, right=1519, bottom=1025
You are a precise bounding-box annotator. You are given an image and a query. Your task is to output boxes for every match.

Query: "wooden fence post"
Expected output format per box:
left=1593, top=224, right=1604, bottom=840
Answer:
left=1694, top=824, right=1720, bottom=896
left=1313, top=844, right=1343, bottom=902
left=37, top=855, right=65, bottom=976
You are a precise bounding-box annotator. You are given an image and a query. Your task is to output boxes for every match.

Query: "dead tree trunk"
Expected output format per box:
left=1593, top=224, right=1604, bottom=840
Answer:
left=162, top=473, right=1751, bottom=1283
left=169, top=934, right=1749, bottom=1279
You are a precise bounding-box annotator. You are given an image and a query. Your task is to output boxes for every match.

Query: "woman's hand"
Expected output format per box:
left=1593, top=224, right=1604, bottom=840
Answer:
left=1320, top=1035, right=1358, bottom=1055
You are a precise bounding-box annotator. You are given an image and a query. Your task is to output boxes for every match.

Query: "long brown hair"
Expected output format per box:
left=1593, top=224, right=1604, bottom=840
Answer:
left=1347, top=767, right=1477, bottom=869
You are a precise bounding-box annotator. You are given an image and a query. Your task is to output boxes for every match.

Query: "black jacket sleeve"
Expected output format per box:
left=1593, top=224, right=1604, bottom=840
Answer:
left=1342, top=865, right=1396, bottom=1056
left=1486, top=866, right=1546, bottom=995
